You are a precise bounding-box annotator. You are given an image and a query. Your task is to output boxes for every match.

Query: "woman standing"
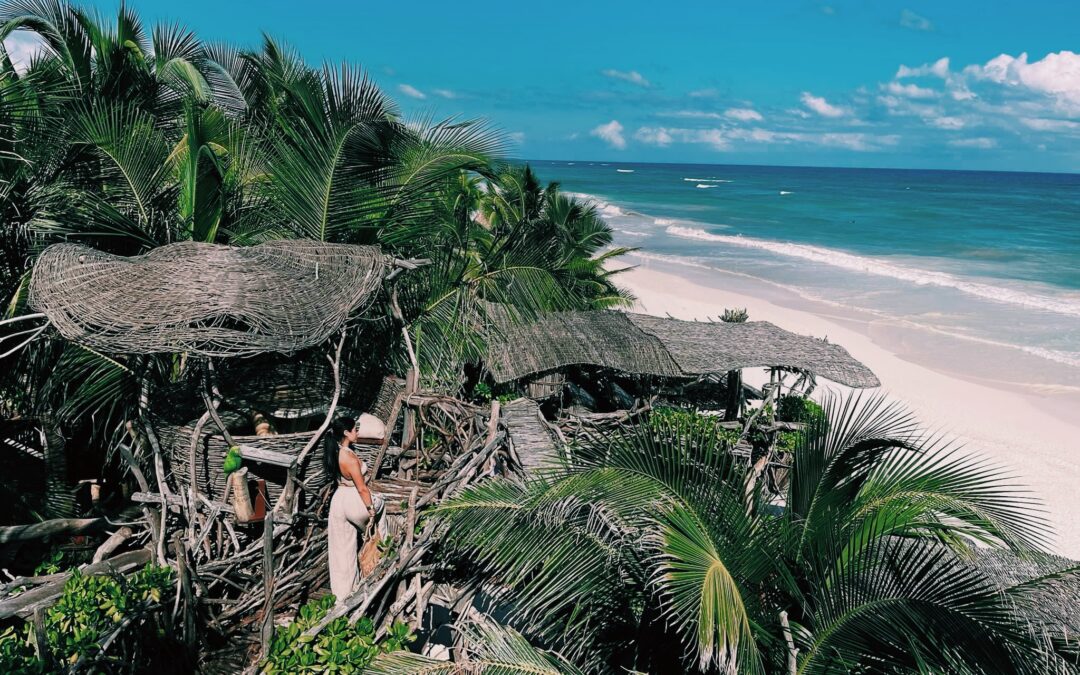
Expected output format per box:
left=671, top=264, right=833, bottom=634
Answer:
left=324, top=417, right=382, bottom=601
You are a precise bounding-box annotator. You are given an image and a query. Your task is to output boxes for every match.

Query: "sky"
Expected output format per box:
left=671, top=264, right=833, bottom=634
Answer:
left=11, top=0, right=1080, bottom=172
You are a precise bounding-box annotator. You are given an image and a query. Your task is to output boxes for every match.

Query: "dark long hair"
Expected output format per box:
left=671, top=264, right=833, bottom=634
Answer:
left=323, top=417, right=355, bottom=484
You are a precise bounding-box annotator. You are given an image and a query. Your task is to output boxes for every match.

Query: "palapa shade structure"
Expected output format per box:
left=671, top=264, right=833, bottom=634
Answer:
left=483, top=309, right=880, bottom=389
left=626, top=313, right=880, bottom=388
left=28, top=240, right=392, bottom=357
left=483, top=309, right=683, bottom=382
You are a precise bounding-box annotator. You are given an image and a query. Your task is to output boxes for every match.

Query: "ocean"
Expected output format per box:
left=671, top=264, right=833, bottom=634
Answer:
left=531, top=160, right=1080, bottom=394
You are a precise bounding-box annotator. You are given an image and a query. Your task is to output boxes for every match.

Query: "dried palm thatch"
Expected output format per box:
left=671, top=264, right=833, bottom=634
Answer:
left=483, top=309, right=880, bottom=389
left=626, top=313, right=880, bottom=388
left=483, top=309, right=683, bottom=382
left=28, top=240, right=393, bottom=357
left=969, top=548, right=1080, bottom=636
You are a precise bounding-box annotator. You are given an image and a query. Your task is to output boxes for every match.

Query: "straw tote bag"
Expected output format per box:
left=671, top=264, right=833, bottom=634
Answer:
left=359, top=516, right=380, bottom=576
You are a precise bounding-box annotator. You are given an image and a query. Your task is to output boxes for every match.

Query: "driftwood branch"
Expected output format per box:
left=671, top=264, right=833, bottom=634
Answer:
left=0, top=517, right=105, bottom=544
left=278, top=329, right=347, bottom=514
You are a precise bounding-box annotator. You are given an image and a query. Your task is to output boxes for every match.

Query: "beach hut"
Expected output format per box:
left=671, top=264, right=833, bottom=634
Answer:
left=481, top=308, right=879, bottom=413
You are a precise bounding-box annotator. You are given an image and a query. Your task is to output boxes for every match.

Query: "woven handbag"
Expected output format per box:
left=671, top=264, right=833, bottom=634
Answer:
left=359, top=517, right=380, bottom=576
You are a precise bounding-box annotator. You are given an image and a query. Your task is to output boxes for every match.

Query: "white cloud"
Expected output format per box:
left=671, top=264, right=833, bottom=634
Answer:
left=635, top=126, right=728, bottom=150
left=801, top=91, right=848, bottom=118
left=398, top=84, right=426, bottom=99
left=591, top=120, right=627, bottom=149
left=1020, top=117, right=1080, bottom=132
left=966, top=51, right=1080, bottom=110
left=883, top=81, right=937, bottom=99
left=601, top=69, right=650, bottom=87
left=634, top=125, right=897, bottom=152
left=634, top=127, right=674, bottom=146
left=688, top=88, right=719, bottom=98
left=929, top=115, right=966, bottom=129
left=432, top=88, right=459, bottom=99
left=948, top=137, right=997, bottom=148
left=3, top=31, right=43, bottom=73
left=661, top=110, right=725, bottom=120
left=507, top=131, right=526, bottom=144
left=725, top=107, right=764, bottom=122
left=897, top=57, right=950, bottom=79
left=899, top=8, right=933, bottom=31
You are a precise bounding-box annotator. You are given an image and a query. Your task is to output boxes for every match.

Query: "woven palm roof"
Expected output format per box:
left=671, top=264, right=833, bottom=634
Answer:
left=28, top=240, right=392, bottom=357
left=969, top=549, right=1080, bottom=636
left=483, top=309, right=879, bottom=389
left=627, top=313, right=880, bottom=388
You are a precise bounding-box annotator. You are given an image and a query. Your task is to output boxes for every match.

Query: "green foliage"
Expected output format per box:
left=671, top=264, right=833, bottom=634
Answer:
left=0, top=564, right=174, bottom=672
left=435, top=393, right=1069, bottom=674
left=368, top=614, right=584, bottom=674
left=775, top=394, right=825, bottom=427
left=650, top=406, right=742, bottom=447
left=261, top=595, right=414, bottom=674
left=720, top=307, right=749, bottom=323
left=33, top=548, right=65, bottom=576
left=472, top=381, right=493, bottom=402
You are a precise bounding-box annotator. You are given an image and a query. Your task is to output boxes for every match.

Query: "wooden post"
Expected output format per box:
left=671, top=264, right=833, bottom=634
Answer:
left=780, top=610, right=798, bottom=675
left=368, top=393, right=403, bottom=483
left=32, top=607, right=50, bottom=667
left=724, top=369, right=743, bottom=421
left=402, top=368, right=419, bottom=451
left=259, top=512, right=275, bottom=659
left=228, top=468, right=255, bottom=523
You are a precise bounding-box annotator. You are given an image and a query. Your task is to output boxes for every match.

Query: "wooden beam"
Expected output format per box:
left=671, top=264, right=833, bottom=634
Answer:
left=0, top=517, right=105, bottom=544
left=238, top=445, right=297, bottom=468
left=0, top=549, right=153, bottom=619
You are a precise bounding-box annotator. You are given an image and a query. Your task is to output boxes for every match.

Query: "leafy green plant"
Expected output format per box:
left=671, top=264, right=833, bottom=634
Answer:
left=0, top=563, right=175, bottom=672
left=650, top=406, right=742, bottom=447
left=33, top=548, right=65, bottom=576
left=434, top=393, right=1069, bottom=673
left=261, top=595, right=414, bottom=673
left=720, top=307, right=749, bottom=323
left=472, top=382, right=493, bottom=402
left=775, top=394, right=825, bottom=427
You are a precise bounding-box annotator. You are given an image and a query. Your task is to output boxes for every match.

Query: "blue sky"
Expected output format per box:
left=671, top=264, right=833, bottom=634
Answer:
left=26, top=1, right=1080, bottom=172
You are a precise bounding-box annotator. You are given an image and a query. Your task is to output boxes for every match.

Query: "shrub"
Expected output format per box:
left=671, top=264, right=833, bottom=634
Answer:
left=650, top=406, right=742, bottom=447
left=261, top=595, right=414, bottom=673
left=776, top=394, right=825, bottom=427
left=0, top=563, right=175, bottom=673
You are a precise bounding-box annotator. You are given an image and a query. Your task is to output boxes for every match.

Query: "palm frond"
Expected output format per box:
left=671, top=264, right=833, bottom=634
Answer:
left=368, top=614, right=585, bottom=675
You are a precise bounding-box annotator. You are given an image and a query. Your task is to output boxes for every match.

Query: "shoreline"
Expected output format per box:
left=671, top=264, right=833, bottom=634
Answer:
left=619, top=254, right=1080, bottom=559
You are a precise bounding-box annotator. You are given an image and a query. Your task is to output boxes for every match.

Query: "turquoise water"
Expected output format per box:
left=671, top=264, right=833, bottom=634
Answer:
left=532, top=160, right=1080, bottom=377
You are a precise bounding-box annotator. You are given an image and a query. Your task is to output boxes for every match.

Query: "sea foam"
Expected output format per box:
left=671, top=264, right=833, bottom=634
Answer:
left=664, top=226, right=1080, bottom=318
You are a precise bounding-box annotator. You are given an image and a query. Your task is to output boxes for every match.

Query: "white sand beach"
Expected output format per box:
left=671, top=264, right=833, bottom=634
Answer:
left=622, top=256, right=1080, bottom=559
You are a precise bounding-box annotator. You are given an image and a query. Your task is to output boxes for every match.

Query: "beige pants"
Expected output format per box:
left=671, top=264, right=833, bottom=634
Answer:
left=327, top=487, right=383, bottom=601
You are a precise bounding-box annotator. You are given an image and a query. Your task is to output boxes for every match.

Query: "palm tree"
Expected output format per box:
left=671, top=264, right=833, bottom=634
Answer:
left=0, top=2, right=634, bottom=508
left=432, top=393, right=1078, bottom=674
left=389, top=164, right=634, bottom=390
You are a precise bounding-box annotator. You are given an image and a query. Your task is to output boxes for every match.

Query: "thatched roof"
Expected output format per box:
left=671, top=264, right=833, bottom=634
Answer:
left=627, top=313, right=880, bottom=388
left=969, top=548, right=1080, bottom=636
left=482, top=310, right=682, bottom=383
left=483, top=309, right=879, bottom=389
left=28, top=240, right=392, bottom=357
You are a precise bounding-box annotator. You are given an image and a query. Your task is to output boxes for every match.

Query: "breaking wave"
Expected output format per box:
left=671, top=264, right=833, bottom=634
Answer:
left=664, top=226, right=1080, bottom=319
